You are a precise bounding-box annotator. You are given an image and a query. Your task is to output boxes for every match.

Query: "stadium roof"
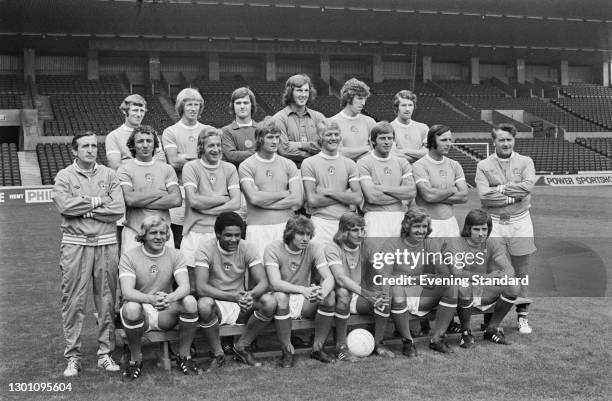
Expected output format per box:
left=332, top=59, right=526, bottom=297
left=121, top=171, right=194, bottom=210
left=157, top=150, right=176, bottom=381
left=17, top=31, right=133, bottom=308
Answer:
left=1, top=0, right=610, bottom=64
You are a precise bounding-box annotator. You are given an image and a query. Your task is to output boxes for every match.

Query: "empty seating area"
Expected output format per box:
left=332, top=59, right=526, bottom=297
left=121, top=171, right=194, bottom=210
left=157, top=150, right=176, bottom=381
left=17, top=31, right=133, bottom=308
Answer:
left=37, top=75, right=123, bottom=95
left=309, top=95, right=341, bottom=118
left=456, top=138, right=612, bottom=173
left=460, top=97, right=606, bottom=132
left=448, top=147, right=478, bottom=186
left=0, top=75, right=24, bottom=109
left=575, top=137, right=612, bottom=158
left=435, top=80, right=506, bottom=97
left=36, top=142, right=109, bottom=185
left=558, top=83, right=612, bottom=98
left=551, top=98, right=612, bottom=130
left=45, top=94, right=125, bottom=136
left=0, top=143, right=21, bottom=186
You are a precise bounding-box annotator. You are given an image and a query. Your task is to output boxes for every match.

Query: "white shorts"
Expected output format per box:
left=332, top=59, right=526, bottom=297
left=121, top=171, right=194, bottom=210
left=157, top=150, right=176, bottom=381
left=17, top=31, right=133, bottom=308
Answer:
left=121, top=303, right=160, bottom=332
left=215, top=300, right=243, bottom=326
left=246, top=222, right=286, bottom=257
left=364, top=211, right=404, bottom=237
left=121, top=226, right=175, bottom=254
left=349, top=293, right=360, bottom=315
left=180, top=231, right=216, bottom=266
left=169, top=187, right=186, bottom=226
left=471, top=285, right=495, bottom=312
left=394, top=285, right=428, bottom=317
left=311, top=216, right=339, bottom=245
left=289, top=294, right=306, bottom=319
left=490, top=212, right=536, bottom=256
left=430, top=216, right=460, bottom=238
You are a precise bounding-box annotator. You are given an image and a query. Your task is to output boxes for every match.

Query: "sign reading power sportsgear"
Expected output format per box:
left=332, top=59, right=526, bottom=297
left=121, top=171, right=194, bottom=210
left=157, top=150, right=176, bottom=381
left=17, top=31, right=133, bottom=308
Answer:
left=535, top=174, right=612, bottom=186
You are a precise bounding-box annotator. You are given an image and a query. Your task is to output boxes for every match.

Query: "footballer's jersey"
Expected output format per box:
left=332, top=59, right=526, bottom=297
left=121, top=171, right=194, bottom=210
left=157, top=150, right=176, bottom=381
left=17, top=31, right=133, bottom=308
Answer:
left=357, top=152, right=412, bottom=212
left=475, top=152, right=535, bottom=217
left=301, top=152, right=359, bottom=220
left=330, top=111, right=376, bottom=151
left=264, top=240, right=327, bottom=287
left=413, top=155, right=465, bottom=220
left=106, top=124, right=166, bottom=165
left=391, top=119, right=428, bottom=152
left=194, top=238, right=261, bottom=293
left=441, top=237, right=513, bottom=276
left=116, top=159, right=179, bottom=232
left=118, top=246, right=188, bottom=294
left=182, top=159, right=240, bottom=235
left=325, top=242, right=363, bottom=286
left=221, top=121, right=257, bottom=166
left=238, top=153, right=300, bottom=225
left=162, top=121, right=211, bottom=182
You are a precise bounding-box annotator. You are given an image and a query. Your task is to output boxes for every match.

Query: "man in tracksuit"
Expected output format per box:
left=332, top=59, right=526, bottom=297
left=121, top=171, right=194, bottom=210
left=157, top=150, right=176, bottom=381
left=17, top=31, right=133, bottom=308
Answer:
left=52, top=131, right=125, bottom=377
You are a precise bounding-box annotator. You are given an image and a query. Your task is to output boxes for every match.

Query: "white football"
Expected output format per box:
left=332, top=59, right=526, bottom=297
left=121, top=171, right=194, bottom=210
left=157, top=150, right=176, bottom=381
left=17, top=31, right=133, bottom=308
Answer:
left=346, top=328, right=375, bottom=357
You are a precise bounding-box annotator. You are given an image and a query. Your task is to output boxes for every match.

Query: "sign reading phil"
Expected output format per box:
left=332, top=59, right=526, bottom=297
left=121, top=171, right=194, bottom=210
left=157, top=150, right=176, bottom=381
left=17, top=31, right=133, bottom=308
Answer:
left=536, top=174, right=612, bottom=186
left=0, top=186, right=54, bottom=206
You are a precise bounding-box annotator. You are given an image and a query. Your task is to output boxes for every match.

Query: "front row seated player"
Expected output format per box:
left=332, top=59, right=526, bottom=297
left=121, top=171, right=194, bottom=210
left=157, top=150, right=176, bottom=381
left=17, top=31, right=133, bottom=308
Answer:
left=438, top=209, right=520, bottom=346
left=265, top=215, right=337, bottom=368
left=383, top=207, right=460, bottom=354
left=118, top=216, right=199, bottom=381
left=326, top=212, right=394, bottom=361
left=195, top=212, right=276, bottom=370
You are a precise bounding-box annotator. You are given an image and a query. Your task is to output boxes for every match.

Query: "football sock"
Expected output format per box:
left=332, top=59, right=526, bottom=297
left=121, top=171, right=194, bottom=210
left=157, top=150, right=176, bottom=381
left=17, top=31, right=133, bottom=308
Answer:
left=274, top=308, right=293, bottom=351
left=235, top=311, right=272, bottom=349
left=482, top=313, right=492, bottom=328
left=312, top=305, right=335, bottom=352
left=489, top=295, right=517, bottom=329
left=457, top=299, right=474, bottom=331
left=391, top=302, right=413, bottom=342
left=432, top=300, right=457, bottom=341
left=373, top=313, right=389, bottom=344
left=178, top=312, right=198, bottom=358
left=123, top=316, right=145, bottom=362
left=334, top=309, right=350, bottom=348
left=199, top=317, right=223, bottom=356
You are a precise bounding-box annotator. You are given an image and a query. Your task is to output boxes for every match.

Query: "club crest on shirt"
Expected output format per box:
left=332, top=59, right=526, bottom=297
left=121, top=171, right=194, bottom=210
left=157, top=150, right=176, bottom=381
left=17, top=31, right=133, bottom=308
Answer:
left=290, top=262, right=299, bottom=271
left=266, top=170, right=273, bottom=177
left=513, top=168, right=520, bottom=176
left=439, top=170, right=447, bottom=178
left=328, top=166, right=336, bottom=175
left=223, top=262, right=232, bottom=271
left=145, top=173, right=153, bottom=183
left=189, top=135, right=196, bottom=143
left=384, top=167, right=392, bottom=175
left=209, top=174, right=217, bottom=184
left=150, top=265, right=159, bottom=275
left=350, top=126, right=359, bottom=134
left=98, top=181, right=107, bottom=190
left=300, top=136, right=308, bottom=142
left=244, top=139, right=253, bottom=148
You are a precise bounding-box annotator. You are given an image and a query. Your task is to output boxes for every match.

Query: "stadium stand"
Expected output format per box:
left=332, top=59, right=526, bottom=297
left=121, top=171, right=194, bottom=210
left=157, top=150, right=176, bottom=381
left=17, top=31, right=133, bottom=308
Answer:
left=575, top=137, right=612, bottom=158
left=456, top=138, right=612, bottom=173
left=558, top=83, right=612, bottom=98
left=0, top=74, right=25, bottom=109
left=37, top=75, right=124, bottom=95
left=0, top=143, right=21, bottom=186
left=460, top=97, right=606, bottom=132
left=448, top=147, right=478, bottom=186
left=435, top=80, right=506, bottom=97
left=552, top=97, right=612, bottom=130
left=36, top=142, right=108, bottom=185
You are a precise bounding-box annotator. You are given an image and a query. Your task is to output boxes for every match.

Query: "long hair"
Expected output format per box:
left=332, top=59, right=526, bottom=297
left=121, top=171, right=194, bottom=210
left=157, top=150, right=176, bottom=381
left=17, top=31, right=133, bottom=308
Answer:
left=461, top=209, right=492, bottom=238
left=282, top=74, right=317, bottom=106
left=426, top=124, right=451, bottom=149
left=283, top=215, right=314, bottom=245
left=333, top=212, right=365, bottom=247
left=254, top=117, right=280, bottom=151
left=400, top=207, right=432, bottom=239
left=175, top=88, right=204, bottom=118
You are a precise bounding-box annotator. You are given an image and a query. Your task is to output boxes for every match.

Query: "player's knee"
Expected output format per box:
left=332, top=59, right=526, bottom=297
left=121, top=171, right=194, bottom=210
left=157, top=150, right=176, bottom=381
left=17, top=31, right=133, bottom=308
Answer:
left=273, top=292, right=289, bottom=309
left=390, top=285, right=404, bottom=299
left=181, top=295, right=197, bottom=313
left=197, top=297, right=215, bottom=318
left=458, top=285, right=471, bottom=299
left=259, top=293, right=277, bottom=315
left=504, top=284, right=520, bottom=299
left=335, top=288, right=350, bottom=309
left=122, top=302, right=143, bottom=321
left=443, top=283, right=459, bottom=298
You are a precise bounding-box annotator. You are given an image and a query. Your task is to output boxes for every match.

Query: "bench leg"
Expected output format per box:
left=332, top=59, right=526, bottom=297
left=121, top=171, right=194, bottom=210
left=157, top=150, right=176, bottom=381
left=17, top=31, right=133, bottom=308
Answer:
left=159, top=341, right=172, bottom=371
